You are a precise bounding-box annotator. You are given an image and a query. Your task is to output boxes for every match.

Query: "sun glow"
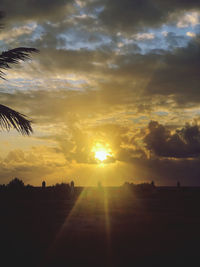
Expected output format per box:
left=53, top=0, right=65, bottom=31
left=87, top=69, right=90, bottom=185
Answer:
left=92, top=143, right=112, bottom=162
left=95, top=150, right=108, bottom=161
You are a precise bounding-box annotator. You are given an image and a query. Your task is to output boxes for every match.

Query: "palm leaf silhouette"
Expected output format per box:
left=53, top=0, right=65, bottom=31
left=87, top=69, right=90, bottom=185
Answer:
left=0, top=47, right=39, bottom=79
left=0, top=104, right=33, bottom=135
left=0, top=12, right=39, bottom=135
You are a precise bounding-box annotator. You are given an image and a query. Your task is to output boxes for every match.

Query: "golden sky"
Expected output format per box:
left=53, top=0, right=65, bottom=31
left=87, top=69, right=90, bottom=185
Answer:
left=1, top=1, right=200, bottom=186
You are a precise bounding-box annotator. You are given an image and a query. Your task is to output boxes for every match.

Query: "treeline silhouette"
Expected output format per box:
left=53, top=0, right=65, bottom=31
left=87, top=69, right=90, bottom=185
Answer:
left=0, top=177, right=188, bottom=202
left=0, top=177, right=81, bottom=201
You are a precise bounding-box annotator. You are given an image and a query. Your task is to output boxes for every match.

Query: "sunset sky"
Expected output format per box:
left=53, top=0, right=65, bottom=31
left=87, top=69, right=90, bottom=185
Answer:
left=0, top=1, right=200, bottom=186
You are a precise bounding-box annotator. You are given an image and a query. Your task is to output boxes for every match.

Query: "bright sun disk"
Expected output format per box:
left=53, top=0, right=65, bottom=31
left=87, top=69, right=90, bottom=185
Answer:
left=93, top=143, right=112, bottom=162
left=95, top=150, right=108, bottom=161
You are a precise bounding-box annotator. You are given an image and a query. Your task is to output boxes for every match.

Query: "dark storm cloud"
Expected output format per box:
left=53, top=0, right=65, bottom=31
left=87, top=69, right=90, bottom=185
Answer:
left=89, top=0, right=200, bottom=33
left=144, top=121, right=200, bottom=158
left=0, top=0, right=74, bottom=22
left=146, top=37, right=200, bottom=105
left=1, top=0, right=200, bottom=36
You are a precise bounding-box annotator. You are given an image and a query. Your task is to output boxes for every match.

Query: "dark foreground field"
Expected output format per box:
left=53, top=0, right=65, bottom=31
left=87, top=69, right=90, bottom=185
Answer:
left=1, top=186, right=200, bottom=267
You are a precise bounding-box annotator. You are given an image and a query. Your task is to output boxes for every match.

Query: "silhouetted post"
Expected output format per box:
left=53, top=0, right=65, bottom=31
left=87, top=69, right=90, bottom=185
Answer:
left=70, top=180, right=75, bottom=197
left=42, top=181, right=46, bottom=189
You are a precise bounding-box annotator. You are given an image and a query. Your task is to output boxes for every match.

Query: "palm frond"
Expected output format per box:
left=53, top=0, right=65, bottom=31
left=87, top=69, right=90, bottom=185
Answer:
left=0, top=104, right=33, bottom=135
left=0, top=47, right=39, bottom=78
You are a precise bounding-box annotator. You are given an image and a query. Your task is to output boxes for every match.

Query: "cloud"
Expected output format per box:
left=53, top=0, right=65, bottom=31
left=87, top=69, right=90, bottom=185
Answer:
left=1, top=32, right=200, bottom=127
left=29, top=36, right=200, bottom=111
left=1, top=0, right=200, bottom=37
left=48, top=123, right=132, bottom=164
left=177, top=11, right=200, bottom=28
left=144, top=36, right=200, bottom=106
left=133, top=33, right=155, bottom=41
left=144, top=121, right=200, bottom=158
left=186, top=32, right=196, bottom=37
left=1, top=0, right=200, bottom=186
left=1, top=36, right=199, bottom=126
left=0, top=24, right=37, bottom=44
left=86, top=0, right=200, bottom=34
left=0, top=146, right=67, bottom=185
left=0, top=0, right=74, bottom=23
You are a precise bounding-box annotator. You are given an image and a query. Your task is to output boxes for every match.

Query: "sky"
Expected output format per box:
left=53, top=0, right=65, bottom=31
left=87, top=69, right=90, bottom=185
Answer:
left=0, top=0, right=200, bottom=186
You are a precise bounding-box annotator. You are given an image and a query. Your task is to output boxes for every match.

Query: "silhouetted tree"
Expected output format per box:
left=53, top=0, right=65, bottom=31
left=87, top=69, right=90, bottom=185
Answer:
left=7, top=177, right=24, bottom=190
left=0, top=12, right=38, bottom=135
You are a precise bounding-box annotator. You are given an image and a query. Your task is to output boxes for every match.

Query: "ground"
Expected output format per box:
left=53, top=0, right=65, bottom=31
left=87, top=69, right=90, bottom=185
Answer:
left=0, top=187, right=200, bottom=267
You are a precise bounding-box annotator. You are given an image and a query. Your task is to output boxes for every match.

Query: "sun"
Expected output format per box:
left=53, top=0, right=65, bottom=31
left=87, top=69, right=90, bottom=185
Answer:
left=95, top=150, right=108, bottom=161
left=92, top=143, right=112, bottom=162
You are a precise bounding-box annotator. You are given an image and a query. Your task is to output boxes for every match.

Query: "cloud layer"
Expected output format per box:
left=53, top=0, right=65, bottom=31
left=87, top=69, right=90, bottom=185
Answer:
left=0, top=1, right=200, bottom=185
